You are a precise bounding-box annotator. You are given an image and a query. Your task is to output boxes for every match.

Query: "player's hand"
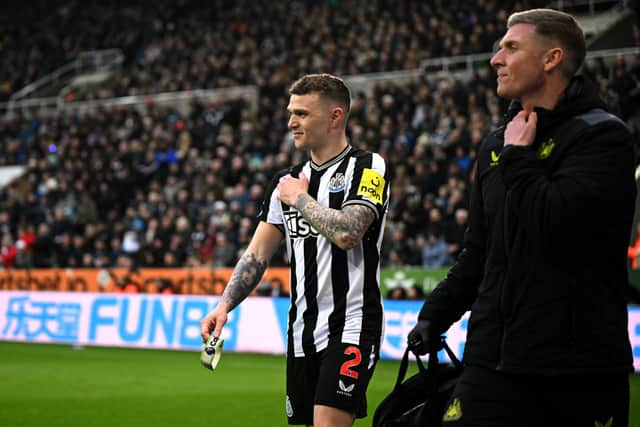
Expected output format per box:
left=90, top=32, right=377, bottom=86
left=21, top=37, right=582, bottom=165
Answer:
left=277, top=172, right=309, bottom=207
left=504, top=109, right=537, bottom=147
left=200, top=303, right=228, bottom=343
left=407, top=319, right=442, bottom=355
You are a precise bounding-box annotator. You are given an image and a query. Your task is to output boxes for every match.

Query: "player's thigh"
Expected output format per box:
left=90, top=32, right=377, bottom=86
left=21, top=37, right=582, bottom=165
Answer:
left=314, top=341, right=379, bottom=419
left=313, top=404, right=354, bottom=427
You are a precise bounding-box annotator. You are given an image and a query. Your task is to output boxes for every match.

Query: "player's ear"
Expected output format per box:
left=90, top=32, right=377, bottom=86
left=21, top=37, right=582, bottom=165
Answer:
left=330, top=106, right=345, bottom=127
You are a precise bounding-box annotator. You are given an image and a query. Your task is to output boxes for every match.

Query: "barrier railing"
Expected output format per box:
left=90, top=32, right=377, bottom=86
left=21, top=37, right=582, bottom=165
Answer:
left=419, top=47, right=640, bottom=79
left=547, top=0, right=628, bottom=15
left=2, top=46, right=637, bottom=120
left=7, top=49, right=124, bottom=103
left=0, top=85, right=259, bottom=120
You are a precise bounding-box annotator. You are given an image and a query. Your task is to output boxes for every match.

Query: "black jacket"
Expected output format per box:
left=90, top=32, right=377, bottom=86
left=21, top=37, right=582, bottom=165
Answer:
left=418, top=77, right=636, bottom=375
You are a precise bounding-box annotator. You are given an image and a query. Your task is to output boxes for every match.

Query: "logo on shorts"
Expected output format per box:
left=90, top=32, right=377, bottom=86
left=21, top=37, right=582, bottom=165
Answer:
left=329, top=173, right=346, bottom=193
left=594, top=417, right=614, bottom=427
left=285, top=395, right=294, bottom=417
left=337, top=379, right=355, bottom=397
left=443, top=398, right=462, bottom=422
left=368, top=345, right=376, bottom=370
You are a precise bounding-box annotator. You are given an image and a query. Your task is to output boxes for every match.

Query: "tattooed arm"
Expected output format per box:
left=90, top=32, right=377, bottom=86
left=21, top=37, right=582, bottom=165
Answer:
left=296, top=193, right=375, bottom=250
left=277, top=172, right=376, bottom=250
left=200, top=221, right=283, bottom=341
left=221, top=252, right=268, bottom=312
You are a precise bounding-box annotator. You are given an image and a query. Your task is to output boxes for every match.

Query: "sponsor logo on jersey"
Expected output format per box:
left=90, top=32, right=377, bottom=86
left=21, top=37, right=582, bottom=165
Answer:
left=357, top=168, right=385, bottom=205
left=329, top=173, right=346, bottom=193
left=284, top=210, right=319, bottom=238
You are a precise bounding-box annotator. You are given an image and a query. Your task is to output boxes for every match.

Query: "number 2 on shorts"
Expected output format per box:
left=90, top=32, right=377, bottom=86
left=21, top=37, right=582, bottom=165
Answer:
left=340, top=346, right=362, bottom=379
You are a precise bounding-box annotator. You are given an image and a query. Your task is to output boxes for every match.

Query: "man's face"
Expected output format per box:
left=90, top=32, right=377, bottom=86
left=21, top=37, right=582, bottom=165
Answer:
left=287, top=93, right=332, bottom=151
left=490, top=23, right=549, bottom=102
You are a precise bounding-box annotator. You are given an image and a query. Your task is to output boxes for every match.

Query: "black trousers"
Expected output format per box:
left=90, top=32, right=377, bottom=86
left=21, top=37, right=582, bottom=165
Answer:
left=443, top=365, right=630, bottom=427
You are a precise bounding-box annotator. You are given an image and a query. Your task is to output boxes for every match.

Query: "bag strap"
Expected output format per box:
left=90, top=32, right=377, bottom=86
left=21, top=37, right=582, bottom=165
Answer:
left=395, top=337, right=462, bottom=393
left=393, top=346, right=428, bottom=391
left=423, top=345, right=440, bottom=396
left=424, top=338, right=463, bottom=396
left=440, top=337, right=462, bottom=369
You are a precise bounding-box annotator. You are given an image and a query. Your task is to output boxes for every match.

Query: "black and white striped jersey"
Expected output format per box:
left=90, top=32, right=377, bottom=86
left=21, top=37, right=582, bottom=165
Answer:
left=258, top=145, right=390, bottom=357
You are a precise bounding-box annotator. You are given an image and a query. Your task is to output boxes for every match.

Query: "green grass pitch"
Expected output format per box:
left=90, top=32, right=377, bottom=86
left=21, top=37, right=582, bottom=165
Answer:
left=1, top=342, right=638, bottom=427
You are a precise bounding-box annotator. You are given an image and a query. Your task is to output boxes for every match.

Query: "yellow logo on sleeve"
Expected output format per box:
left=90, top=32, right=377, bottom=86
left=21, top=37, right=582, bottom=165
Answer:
left=357, top=168, right=385, bottom=205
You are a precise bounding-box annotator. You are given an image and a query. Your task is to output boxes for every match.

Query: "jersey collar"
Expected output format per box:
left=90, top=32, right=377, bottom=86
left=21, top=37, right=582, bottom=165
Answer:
left=310, top=145, right=352, bottom=172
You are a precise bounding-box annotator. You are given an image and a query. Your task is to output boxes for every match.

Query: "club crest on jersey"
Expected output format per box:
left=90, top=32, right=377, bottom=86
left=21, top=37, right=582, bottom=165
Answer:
left=284, top=210, right=319, bottom=238
left=357, top=168, right=385, bottom=205
left=329, top=173, right=346, bottom=193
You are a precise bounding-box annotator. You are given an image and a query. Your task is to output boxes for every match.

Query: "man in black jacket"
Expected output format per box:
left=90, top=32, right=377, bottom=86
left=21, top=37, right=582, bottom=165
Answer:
left=408, top=9, right=635, bottom=427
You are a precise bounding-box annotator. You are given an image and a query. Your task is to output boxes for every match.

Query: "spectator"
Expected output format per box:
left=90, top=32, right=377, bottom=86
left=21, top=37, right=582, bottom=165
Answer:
left=421, top=231, right=450, bottom=268
left=405, top=284, right=425, bottom=300
left=386, top=286, right=407, bottom=300
left=212, top=233, right=236, bottom=267
left=0, top=233, right=17, bottom=268
left=32, top=223, right=56, bottom=268
left=383, top=225, right=420, bottom=266
left=445, top=208, right=469, bottom=260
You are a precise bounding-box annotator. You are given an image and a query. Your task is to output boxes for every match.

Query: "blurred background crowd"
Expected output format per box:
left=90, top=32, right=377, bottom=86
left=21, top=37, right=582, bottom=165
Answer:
left=1, top=0, right=546, bottom=101
left=0, top=0, right=639, bottom=286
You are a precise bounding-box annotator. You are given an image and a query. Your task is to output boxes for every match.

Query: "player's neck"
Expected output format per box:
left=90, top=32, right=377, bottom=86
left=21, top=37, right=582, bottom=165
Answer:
left=310, top=136, right=349, bottom=166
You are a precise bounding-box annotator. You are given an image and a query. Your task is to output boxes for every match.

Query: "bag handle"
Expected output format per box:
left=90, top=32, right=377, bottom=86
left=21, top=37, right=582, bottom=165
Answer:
left=394, top=337, right=462, bottom=392
left=440, top=338, right=462, bottom=369
left=423, top=337, right=463, bottom=397
left=393, top=346, right=428, bottom=391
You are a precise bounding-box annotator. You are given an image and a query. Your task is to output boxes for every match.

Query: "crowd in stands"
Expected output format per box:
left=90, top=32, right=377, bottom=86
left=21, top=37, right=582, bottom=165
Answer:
left=0, top=71, right=486, bottom=271
left=1, top=1, right=640, bottom=298
left=1, top=0, right=548, bottom=101
left=3, top=53, right=639, bottom=274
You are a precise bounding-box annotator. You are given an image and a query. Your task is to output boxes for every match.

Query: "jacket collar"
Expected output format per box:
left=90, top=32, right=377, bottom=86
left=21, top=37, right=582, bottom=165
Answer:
left=504, top=76, right=606, bottom=133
